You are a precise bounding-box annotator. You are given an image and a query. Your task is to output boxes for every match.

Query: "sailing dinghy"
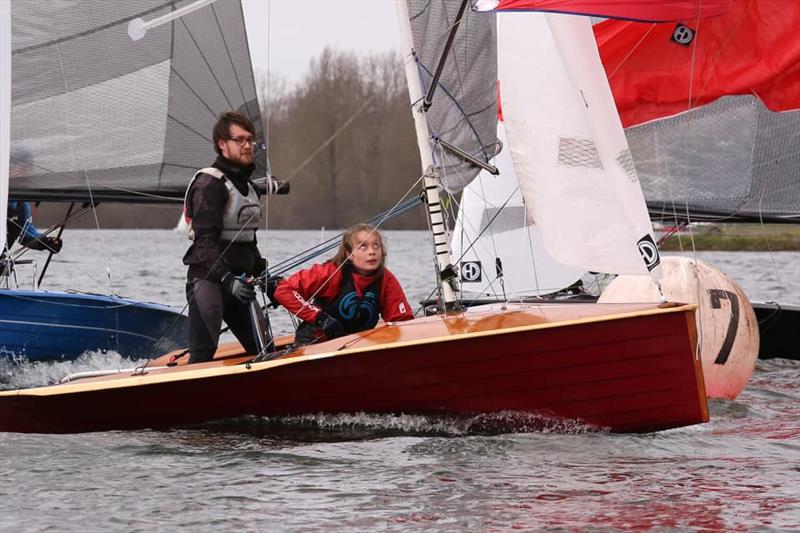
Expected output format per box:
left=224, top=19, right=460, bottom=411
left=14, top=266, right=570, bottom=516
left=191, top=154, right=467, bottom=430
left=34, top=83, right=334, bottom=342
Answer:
left=0, top=0, right=712, bottom=434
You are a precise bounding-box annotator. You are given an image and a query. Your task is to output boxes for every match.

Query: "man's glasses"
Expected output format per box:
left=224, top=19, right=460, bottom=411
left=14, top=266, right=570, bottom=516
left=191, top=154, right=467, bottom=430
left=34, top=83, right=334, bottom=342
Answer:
left=227, top=135, right=256, bottom=147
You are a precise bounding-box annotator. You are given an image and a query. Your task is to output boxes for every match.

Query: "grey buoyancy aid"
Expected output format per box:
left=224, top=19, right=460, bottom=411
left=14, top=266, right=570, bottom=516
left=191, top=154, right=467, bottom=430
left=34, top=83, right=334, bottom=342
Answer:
left=183, top=167, right=261, bottom=243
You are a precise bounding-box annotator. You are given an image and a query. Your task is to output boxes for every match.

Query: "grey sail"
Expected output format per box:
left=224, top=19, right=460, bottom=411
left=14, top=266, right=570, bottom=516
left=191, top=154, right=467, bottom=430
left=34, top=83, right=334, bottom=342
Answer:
left=9, top=0, right=264, bottom=203
left=406, top=0, right=498, bottom=193
left=627, top=96, right=799, bottom=224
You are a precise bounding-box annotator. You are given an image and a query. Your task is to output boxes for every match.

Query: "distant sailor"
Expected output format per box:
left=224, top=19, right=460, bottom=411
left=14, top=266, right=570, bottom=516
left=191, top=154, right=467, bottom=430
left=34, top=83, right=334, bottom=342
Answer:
left=4, top=143, right=62, bottom=257
left=274, top=223, right=414, bottom=346
left=183, top=111, right=269, bottom=364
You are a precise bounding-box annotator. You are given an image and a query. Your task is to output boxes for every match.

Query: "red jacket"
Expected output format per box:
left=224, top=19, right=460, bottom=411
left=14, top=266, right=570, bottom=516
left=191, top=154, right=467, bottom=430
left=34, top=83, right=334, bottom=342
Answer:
left=274, top=262, right=414, bottom=324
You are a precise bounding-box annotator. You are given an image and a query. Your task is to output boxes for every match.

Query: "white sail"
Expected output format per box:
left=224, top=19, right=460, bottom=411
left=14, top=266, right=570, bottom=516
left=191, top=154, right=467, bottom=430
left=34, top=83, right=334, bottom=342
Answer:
left=0, top=0, right=10, bottom=249
left=453, top=122, right=583, bottom=297
left=498, top=12, right=661, bottom=281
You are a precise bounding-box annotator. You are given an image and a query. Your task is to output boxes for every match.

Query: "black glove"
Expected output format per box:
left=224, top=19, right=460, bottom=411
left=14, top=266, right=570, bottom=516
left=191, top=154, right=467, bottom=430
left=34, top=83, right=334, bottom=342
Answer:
left=255, top=257, right=268, bottom=277
left=316, top=312, right=344, bottom=340
left=265, top=276, right=284, bottom=308
left=222, top=273, right=256, bottom=304
left=21, top=235, right=62, bottom=253
left=43, top=237, right=62, bottom=254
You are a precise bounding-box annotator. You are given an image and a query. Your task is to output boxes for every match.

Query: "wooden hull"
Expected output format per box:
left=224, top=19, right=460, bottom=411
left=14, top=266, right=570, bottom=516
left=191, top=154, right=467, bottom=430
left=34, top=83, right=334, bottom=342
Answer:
left=0, top=302, right=708, bottom=434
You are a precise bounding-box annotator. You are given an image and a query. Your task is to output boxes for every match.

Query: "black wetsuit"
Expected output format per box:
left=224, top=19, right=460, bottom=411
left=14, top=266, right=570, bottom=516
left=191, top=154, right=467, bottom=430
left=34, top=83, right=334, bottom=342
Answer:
left=183, top=156, right=267, bottom=363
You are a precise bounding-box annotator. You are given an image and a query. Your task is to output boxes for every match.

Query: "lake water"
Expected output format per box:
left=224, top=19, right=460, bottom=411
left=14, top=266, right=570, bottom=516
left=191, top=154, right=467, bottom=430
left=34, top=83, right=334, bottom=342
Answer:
left=1, top=230, right=798, bottom=531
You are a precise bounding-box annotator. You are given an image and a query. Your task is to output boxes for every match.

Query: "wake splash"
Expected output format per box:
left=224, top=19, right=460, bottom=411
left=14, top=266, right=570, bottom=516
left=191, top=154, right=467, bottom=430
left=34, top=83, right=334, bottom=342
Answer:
left=203, top=411, right=603, bottom=439
left=0, top=351, right=148, bottom=391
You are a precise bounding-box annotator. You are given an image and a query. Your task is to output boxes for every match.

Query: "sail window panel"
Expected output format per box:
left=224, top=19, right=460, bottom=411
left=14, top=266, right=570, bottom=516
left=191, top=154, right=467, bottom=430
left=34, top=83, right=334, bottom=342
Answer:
left=557, top=138, right=602, bottom=169
left=11, top=2, right=172, bottom=107
left=408, top=0, right=498, bottom=193
left=627, top=95, right=800, bottom=220
left=478, top=206, right=528, bottom=234
left=629, top=99, right=755, bottom=205
left=10, top=62, right=170, bottom=193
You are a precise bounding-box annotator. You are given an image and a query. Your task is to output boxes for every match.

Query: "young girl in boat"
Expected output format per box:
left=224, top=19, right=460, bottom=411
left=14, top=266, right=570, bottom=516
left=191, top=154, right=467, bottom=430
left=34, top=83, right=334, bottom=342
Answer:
left=274, top=223, right=414, bottom=345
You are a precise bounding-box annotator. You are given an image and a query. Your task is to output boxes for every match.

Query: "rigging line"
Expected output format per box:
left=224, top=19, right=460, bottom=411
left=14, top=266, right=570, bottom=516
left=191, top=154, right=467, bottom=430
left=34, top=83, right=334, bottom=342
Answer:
left=606, top=24, right=656, bottom=80
left=210, top=2, right=248, bottom=108
left=178, top=17, right=234, bottom=109
left=473, top=168, right=507, bottom=297
left=450, top=191, right=515, bottom=268
left=449, top=208, right=505, bottom=301
left=524, top=210, right=543, bottom=300
left=283, top=93, right=377, bottom=183
left=262, top=0, right=273, bottom=262
left=268, top=196, right=423, bottom=276
left=756, top=192, right=786, bottom=297
left=52, top=37, right=114, bottom=296
left=448, top=192, right=503, bottom=302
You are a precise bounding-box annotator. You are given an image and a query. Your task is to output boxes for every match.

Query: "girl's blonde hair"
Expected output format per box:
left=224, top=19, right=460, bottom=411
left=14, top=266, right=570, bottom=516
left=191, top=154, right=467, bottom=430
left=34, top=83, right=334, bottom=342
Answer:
left=330, top=223, right=387, bottom=271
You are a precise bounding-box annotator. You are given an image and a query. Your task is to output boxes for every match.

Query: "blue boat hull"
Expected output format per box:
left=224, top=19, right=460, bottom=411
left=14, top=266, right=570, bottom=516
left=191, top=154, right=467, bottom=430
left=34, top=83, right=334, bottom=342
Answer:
left=0, top=290, right=190, bottom=362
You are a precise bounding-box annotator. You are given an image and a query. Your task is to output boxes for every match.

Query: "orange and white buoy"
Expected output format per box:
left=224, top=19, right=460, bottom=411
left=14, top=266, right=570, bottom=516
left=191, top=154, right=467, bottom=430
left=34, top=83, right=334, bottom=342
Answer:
left=598, top=257, right=759, bottom=399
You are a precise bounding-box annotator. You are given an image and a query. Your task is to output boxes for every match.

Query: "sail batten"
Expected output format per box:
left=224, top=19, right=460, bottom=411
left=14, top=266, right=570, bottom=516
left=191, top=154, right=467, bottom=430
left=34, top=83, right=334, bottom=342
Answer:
left=9, top=0, right=264, bottom=204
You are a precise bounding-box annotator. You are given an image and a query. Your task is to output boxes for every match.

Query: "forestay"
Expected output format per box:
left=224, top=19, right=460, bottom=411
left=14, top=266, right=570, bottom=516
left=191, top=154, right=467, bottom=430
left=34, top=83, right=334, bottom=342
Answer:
left=9, top=0, right=264, bottom=204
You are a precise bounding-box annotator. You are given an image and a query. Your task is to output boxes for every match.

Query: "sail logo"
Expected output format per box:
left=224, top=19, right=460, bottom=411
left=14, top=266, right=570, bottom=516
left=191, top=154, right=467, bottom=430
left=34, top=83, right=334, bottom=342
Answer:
left=637, top=235, right=661, bottom=271
left=671, top=24, right=695, bottom=47
left=461, top=261, right=482, bottom=283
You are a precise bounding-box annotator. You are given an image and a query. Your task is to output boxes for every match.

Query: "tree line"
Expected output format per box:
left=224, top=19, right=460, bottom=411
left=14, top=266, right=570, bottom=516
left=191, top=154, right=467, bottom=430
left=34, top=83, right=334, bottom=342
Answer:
left=38, top=49, right=426, bottom=231
left=262, top=48, right=424, bottom=230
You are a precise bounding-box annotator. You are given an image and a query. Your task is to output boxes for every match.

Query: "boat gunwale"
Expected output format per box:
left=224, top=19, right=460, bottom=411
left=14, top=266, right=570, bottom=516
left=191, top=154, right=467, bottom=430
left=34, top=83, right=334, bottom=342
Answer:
left=0, top=302, right=698, bottom=397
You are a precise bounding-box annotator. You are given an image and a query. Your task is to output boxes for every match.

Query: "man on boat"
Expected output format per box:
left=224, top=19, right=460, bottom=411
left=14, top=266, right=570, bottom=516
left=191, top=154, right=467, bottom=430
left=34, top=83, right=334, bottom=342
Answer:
left=4, top=143, right=62, bottom=256
left=183, top=111, right=269, bottom=364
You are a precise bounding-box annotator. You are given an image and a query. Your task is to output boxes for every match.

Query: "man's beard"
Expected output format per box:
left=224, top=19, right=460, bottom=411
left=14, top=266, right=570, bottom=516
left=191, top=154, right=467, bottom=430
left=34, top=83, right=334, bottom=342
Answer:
left=232, top=151, right=253, bottom=167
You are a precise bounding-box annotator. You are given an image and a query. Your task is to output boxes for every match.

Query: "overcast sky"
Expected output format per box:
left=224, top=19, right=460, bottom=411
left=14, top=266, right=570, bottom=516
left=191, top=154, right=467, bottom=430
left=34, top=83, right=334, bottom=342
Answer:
left=241, top=0, right=401, bottom=86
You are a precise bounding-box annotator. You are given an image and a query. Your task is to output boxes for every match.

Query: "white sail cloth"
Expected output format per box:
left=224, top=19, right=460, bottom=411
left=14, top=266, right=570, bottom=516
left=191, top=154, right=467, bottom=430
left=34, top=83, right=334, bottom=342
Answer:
left=498, top=12, right=661, bottom=281
left=453, top=122, right=583, bottom=297
left=1, top=0, right=10, bottom=248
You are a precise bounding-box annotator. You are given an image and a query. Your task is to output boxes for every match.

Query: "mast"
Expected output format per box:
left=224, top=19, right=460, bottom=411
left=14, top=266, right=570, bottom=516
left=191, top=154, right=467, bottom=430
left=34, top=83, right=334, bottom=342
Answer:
left=1, top=0, right=10, bottom=250
left=395, top=0, right=458, bottom=308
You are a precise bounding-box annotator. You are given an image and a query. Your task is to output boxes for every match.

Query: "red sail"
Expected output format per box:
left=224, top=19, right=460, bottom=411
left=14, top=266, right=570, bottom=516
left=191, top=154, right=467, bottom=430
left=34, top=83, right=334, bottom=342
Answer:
left=476, top=0, right=731, bottom=22
left=595, top=0, right=800, bottom=127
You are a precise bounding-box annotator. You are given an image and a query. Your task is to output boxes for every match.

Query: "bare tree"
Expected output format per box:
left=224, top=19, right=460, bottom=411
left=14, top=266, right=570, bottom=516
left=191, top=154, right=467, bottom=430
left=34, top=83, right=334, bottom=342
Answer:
left=261, top=48, right=423, bottom=230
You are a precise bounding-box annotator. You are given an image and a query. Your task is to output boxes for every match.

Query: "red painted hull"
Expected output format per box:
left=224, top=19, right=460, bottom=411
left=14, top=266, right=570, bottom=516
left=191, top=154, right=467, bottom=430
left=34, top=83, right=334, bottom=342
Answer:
left=0, top=303, right=708, bottom=434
